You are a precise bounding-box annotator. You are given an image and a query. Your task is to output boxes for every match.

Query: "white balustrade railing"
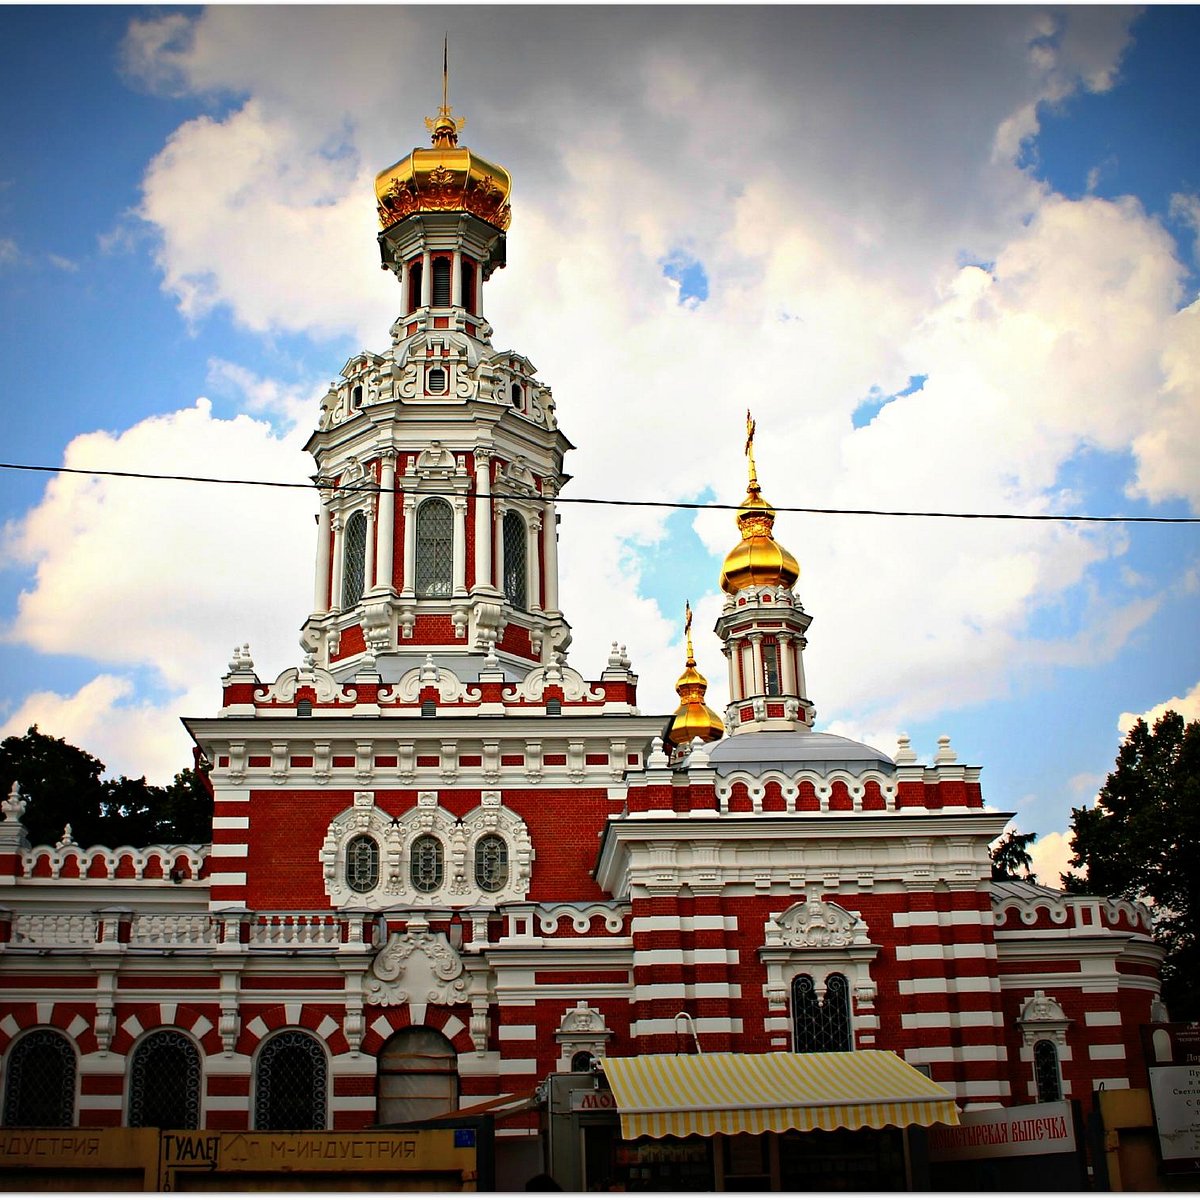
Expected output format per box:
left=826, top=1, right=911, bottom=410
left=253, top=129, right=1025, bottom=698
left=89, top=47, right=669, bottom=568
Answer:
left=129, top=912, right=216, bottom=946
left=11, top=911, right=98, bottom=946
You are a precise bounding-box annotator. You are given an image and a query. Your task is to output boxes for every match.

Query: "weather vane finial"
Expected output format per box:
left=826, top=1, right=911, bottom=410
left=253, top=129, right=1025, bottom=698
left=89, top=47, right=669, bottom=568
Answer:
left=684, top=600, right=695, bottom=663
left=744, top=409, right=759, bottom=492
left=426, top=35, right=465, bottom=147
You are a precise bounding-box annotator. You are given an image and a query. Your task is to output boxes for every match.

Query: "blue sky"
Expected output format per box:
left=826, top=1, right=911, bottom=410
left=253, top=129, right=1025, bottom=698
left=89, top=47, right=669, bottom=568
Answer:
left=0, top=6, right=1197, bottom=884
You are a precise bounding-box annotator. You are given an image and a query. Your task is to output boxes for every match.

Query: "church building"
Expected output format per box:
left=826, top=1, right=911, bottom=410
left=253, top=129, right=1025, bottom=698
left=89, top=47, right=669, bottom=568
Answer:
left=0, top=83, right=1166, bottom=1189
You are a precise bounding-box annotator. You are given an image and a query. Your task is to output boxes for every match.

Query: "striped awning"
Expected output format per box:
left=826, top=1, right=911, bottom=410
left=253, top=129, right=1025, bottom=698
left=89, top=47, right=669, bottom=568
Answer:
left=597, top=1051, right=960, bottom=1140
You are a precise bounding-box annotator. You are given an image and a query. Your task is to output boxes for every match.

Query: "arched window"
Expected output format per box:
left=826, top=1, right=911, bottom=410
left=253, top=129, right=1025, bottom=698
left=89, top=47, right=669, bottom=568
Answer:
left=3, top=1030, right=76, bottom=1127
left=407, top=260, right=423, bottom=313
left=432, top=257, right=452, bottom=306
left=254, top=1031, right=327, bottom=1130
left=503, top=511, right=527, bottom=609
left=378, top=1028, right=458, bottom=1126
left=792, top=973, right=852, bottom=1053
left=762, top=640, right=780, bottom=694
left=342, top=510, right=367, bottom=609
left=410, top=835, right=444, bottom=893
left=1034, top=1040, right=1062, bottom=1102
left=510, top=383, right=523, bottom=408
left=415, top=498, right=453, bottom=598
left=129, top=1031, right=201, bottom=1129
left=346, top=835, right=380, bottom=894
left=474, top=834, right=509, bottom=892
left=572, top=1050, right=597, bottom=1072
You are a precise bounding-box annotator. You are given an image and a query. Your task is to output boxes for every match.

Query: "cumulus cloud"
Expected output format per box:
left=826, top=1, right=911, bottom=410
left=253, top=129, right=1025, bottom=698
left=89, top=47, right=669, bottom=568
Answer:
left=1118, top=680, right=1200, bottom=735
left=5, top=6, right=1195, bottom=779
left=1029, top=829, right=1078, bottom=888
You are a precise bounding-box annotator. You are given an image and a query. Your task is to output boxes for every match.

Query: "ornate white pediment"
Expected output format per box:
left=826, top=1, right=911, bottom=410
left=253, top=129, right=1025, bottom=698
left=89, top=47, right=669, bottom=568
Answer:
left=503, top=661, right=602, bottom=704
left=765, top=898, right=871, bottom=950
left=555, top=1001, right=613, bottom=1069
left=366, top=924, right=469, bottom=1007
left=1016, top=989, right=1070, bottom=1047
left=256, top=664, right=356, bottom=705
left=382, top=656, right=481, bottom=704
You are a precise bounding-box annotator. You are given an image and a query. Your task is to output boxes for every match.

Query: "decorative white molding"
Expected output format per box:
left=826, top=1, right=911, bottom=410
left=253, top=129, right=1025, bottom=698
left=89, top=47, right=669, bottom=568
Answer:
left=365, top=922, right=469, bottom=1007
left=255, top=664, right=356, bottom=705
left=715, top=768, right=897, bottom=813
left=555, top=1001, right=613, bottom=1068
left=1017, top=989, right=1070, bottom=1048
left=381, top=656, right=481, bottom=704
left=502, top=660, right=603, bottom=704
left=537, top=903, right=627, bottom=935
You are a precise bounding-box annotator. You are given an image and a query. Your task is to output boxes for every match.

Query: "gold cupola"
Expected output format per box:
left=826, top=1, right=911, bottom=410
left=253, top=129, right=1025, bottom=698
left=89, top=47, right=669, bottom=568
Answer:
left=374, top=72, right=512, bottom=233
left=666, top=602, right=725, bottom=749
left=719, top=411, right=800, bottom=594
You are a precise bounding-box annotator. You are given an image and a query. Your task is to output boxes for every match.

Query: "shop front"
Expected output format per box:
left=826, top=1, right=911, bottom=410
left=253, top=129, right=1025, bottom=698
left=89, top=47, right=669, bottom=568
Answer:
left=543, top=1050, right=959, bottom=1191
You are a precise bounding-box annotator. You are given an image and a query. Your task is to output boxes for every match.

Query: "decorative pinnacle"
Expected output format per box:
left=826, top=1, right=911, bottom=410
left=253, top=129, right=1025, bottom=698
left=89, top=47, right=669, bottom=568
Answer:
left=684, top=600, right=695, bottom=664
left=744, top=409, right=759, bottom=494
left=425, top=35, right=465, bottom=148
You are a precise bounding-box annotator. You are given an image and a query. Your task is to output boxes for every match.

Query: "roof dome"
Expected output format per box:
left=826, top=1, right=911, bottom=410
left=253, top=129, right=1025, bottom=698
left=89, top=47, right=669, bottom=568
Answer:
left=719, top=413, right=799, bottom=594
left=705, top=730, right=895, bottom=777
left=374, top=104, right=512, bottom=232
left=666, top=603, right=724, bottom=748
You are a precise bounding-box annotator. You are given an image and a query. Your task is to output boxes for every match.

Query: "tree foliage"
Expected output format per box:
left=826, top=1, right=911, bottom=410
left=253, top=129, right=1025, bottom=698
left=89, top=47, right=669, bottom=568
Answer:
left=0, top=726, right=212, bottom=848
left=1065, top=710, right=1200, bottom=1020
left=990, top=828, right=1038, bottom=882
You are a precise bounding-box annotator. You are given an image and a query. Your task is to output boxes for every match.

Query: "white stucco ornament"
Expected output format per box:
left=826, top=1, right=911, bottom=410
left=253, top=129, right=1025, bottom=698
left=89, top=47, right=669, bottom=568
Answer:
left=366, top=922, right=468, bottom=1006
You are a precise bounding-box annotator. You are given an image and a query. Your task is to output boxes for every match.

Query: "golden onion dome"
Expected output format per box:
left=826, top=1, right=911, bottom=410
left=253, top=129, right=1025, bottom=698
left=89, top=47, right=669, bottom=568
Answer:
left=666, top=603, right=725, bottom=749
left=374, top=101, right=512, bottom=232
left=719, top=411, right=800, bottom=595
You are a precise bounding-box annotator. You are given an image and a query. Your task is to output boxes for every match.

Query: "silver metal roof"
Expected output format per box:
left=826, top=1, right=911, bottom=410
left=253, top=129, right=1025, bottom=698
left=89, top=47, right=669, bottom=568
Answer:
left=703, top=730, right=896, bottom=777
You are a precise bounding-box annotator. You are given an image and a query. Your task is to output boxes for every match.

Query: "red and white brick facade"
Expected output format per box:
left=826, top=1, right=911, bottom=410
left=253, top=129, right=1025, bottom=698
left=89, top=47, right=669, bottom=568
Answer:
left=0, top=103, right=1163, bottom=1140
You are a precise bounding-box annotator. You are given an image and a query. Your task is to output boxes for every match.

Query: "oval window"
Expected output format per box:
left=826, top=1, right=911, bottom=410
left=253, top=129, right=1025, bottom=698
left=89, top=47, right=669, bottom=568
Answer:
left=474, top=835, right=509, bottom=892
left=345, top=835, right=380, bottom=894
left=410, top=835, right=444, bottom=893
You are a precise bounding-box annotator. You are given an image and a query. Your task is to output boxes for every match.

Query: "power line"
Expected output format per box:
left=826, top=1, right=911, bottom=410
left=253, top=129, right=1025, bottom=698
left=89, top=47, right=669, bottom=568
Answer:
left=0, top=460, right=1197, bottom=525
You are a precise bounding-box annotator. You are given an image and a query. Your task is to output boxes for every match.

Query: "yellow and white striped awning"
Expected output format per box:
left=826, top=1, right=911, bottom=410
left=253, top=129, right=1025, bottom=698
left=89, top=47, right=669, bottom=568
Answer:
left=597, top=1051, right=959, bottom=1140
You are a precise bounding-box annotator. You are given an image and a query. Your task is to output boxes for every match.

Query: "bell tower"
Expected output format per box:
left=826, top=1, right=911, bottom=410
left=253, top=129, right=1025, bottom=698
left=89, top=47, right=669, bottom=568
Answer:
left=300, top=73, right=572, bottom=681
left=714, top=413, right=816, bottom=733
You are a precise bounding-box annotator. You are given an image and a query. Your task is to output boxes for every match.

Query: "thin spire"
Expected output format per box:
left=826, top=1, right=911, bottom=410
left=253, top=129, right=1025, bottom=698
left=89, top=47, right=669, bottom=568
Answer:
left=426, top=35, right=463, bottom=147
left=442, top=34, right=449, bottom=114
left=684, top=600, right=695, bottom=663
left=744, top=409, right=759, bottom=493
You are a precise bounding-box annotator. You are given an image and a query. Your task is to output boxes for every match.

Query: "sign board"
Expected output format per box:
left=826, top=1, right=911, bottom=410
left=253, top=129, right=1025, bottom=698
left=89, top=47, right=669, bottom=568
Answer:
left=927, top=1101, right=1076, bottom=1163
left=1143, top=1022, right=1200, bottom=1173
left=570, top=1088, right=618, bottom=1112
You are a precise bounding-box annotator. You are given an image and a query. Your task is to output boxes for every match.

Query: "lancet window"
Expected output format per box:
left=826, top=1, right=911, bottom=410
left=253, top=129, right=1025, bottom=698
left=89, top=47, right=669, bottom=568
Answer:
left=129, top=1031, right=201, bottom=1129
left=2, top=1030, right=76, bottom=1127
left=503, top=511, right=528, bottom=609
left=342, top=510, right=368, bottom=608
left=254, top=1031, right=327, bottom=1131
left=415, top=498, right=453, bottom=597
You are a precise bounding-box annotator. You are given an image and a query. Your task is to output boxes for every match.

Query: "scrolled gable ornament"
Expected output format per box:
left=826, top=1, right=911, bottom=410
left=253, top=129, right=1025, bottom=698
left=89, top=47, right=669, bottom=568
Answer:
left=365, top=924, right=468, bottom=1006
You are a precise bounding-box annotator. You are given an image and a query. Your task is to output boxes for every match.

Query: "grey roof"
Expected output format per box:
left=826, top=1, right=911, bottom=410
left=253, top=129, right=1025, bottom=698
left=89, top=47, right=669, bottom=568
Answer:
left=989, top=880, right=1070, bottom=901
left=703, top=730, right=896, bottom=777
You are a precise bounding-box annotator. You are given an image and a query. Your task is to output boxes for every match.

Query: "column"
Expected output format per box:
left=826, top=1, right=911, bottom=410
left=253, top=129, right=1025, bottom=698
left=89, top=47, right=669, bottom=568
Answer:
left=527, top=512, right=542, bottom=612
left=451, top=249, right=463, bottom=307
left=376, top=451, right=396, bottom=592
left=313, top=496, right=332, bottom=612
left=473, top=454, right=493, bottom=591
left=474, top=261, right=484, bottom=319
left=493, top=504, right=506, bottom=594
left=420, top=250, right=432, bottom=307
left=452, top=496, right=467, bottom=596
left=398, top=261, right=409, bottom=316
left=401, top=497, right=417, bottom=597
left=779, top=633, right=796, bottom=695
left=542, top=500, right=559, bottom=612
left=330, top=515, right=345, bottom=610
left=749, top=635, right=765, bottom=696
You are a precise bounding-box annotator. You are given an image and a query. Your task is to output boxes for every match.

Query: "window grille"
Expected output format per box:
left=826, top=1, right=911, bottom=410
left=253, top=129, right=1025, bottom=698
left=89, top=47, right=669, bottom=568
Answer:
left=346, top=834, right=380, bottom=894
left=546, top=698, right=562, bottom=716
left=411, top=835, right=444, bottom=893
left=474, top=834, right=509, bottom=892
left=503, top=511, right=528, bottom=609
left=129, top=1031, right=201, bottom=1129
left=432, top=258, right=452, bottom=306
left=297, top=698, right=313, bottom=717
left=415, top=498, right=453, bottom=597
left=762, top=641, right=780, bottom=694
left=2, top=1030, right=76, bottom=1127
left=378, top=1028, right=458, bottom=1126
left=342, top=510, right=367, bottom=608
left=427, top=367, right=447, bottom=394
left=1034, top=1040, right=1062, bottom=1102
left=254, top=1031, right=327, bottom=1130
left=792, top=973, right=852, bottom=1053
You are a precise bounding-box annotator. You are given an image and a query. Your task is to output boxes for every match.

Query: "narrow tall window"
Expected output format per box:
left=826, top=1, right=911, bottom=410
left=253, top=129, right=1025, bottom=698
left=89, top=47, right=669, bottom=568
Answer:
left=1034, top=1040, right=1062, bottom=1102
left=342, top=510, right=368, bottom=608
left=762, top=640, right=780, bottom=694
left=254, top=1031, right=327, bottom=1130
left=792, top=973, right=852, bottom=1053
left=2, top=1030, right=76, bottom=1127
left=346, top=835, right=380, bottom=894
left=503, top=511, right=528, bottom=609
left=407, top=260, right=423, bottom=313
left=460, top=259, right=476, bottom=313
left=378, top=1028, right=458, bottom=1126
left=129, top=1031, right=201, bottom=1129
left=474, top=834, right=509, bottom=892
left=432, top=258, right=452, bottom=306
left=411, top=835, right=444, bottom=893
left=415, top=498, right=453, bottom=597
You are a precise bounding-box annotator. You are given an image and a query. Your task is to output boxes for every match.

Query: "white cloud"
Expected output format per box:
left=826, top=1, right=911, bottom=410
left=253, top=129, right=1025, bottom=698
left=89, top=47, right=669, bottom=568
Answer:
left=1118, top=680, right=1200, bottom=735
left=0, top=237, right=19, bottom=266
left=1029, top=829, right=1078, bottom=888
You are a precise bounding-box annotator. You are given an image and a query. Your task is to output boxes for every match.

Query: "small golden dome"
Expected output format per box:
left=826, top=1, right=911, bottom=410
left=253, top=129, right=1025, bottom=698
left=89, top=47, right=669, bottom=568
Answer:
left=374, top=102, right=512, bottom=232
left=666, top=602, right=725, bottom=749
left=719, top=411, right=800, bottom=595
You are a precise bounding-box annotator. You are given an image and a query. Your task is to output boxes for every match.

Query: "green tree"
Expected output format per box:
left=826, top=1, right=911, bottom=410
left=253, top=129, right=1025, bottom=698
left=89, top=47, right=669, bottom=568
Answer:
left=1065, top=710, right=1200, bottom=1020
left=990, top=828, right=1038, bottom=882
left=0, top=726, right=212, bottom=848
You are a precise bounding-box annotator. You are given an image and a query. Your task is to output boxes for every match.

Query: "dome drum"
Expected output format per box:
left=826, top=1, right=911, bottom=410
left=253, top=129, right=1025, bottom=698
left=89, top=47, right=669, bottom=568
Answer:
left=378, top=210, right=507, bottom=282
